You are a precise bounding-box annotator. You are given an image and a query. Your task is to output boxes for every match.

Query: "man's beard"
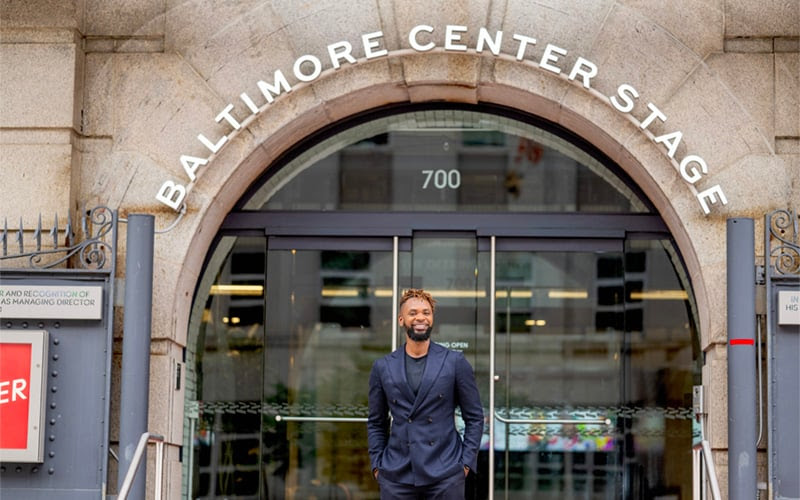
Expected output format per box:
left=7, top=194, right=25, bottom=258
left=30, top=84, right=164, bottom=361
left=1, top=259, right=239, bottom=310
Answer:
left=406, top=326, right=432, bottom=342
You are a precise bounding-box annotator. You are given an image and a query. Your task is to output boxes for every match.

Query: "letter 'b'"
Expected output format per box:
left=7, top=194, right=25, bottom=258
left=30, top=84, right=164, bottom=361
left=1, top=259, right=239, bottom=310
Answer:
left=156, top=181, right=186, bottom=210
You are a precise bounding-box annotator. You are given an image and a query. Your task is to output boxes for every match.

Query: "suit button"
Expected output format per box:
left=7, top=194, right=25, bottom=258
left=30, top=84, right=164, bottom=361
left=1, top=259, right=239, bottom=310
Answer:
left=429, top=440, right=435, bottom=445
left=408, top=418, right=412, bottom=423
left=392, top=399, right=397, bottom=404
left=428, top=417, right=433, bottom=423
left=438, top=393, right=443, bottom=399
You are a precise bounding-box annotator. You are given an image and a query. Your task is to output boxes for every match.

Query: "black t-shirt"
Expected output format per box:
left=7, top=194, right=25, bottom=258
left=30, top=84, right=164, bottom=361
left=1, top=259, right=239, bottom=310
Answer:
left=405, top=352, right=428, bottom=396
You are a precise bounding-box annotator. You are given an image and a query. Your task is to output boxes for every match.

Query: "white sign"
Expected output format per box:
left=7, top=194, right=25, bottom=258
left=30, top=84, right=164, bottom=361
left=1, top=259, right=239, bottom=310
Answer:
left=155, top=23, right=728, bottom=216
left=778, top=290, right=800, bottom=325
left=439, top=341, right=469, bottom=352
left=0, top=285, right=103, bottom=320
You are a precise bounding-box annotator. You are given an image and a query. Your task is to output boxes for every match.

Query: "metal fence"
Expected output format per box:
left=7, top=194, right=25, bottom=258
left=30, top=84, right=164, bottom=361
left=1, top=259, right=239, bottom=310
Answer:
left=0, top=206, right=115, bottom=270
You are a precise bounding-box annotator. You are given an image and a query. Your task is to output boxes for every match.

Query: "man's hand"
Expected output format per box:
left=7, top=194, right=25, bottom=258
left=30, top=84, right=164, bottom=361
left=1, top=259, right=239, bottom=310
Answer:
left=463, top=465, right=470, bottom=477
left=373, top=468, right=379, bottom=480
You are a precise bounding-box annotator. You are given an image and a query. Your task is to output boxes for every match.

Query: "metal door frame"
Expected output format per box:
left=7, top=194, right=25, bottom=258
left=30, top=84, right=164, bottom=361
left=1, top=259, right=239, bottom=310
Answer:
left=202, top=210, right=671, bottom=497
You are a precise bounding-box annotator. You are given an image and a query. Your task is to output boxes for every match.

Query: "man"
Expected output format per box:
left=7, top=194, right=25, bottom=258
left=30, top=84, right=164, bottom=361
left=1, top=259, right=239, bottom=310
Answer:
left=368, top=288, right=484, bottom=499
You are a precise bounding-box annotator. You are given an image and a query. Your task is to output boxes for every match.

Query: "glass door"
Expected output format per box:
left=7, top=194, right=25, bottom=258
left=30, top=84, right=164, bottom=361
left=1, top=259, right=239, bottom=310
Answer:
left=189, top=222, right=697, bottom=499
left=402, top=232, right=628, bottom=499
left=260, top=236, right=406, bottom=499
left=479, top=238, right=626, bottom=499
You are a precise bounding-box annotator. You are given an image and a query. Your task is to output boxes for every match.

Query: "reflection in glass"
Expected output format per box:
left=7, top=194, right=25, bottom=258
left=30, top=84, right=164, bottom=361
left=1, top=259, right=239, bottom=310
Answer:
left=246, top=109, right=649, bottom=214
left=260, top=246, right=395, bottom=499
left=187, top=237, right=266, bottom=498
left=482, top=251, right=623, bottom=499
left=471, top=241, right=697, bottom=499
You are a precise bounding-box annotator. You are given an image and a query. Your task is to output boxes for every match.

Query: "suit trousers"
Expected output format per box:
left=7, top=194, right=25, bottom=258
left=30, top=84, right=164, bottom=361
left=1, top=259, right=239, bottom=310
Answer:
left=378, top=469, right=466, bottom=499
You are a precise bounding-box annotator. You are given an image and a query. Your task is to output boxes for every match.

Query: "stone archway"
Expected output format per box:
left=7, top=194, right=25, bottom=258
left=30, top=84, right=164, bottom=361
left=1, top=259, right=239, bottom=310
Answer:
left=166, top=68, right=713, bottom=351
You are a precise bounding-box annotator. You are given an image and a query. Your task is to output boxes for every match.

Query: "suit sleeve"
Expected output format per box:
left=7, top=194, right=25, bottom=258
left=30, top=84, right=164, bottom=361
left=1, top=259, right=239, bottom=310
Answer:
left=367, top=359, right=389, bottom=472
left=455, top=353, right=484, bottom=472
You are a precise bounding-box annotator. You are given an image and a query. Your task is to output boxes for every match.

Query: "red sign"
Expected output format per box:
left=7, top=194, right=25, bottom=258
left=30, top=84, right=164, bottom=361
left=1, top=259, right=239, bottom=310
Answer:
left=0, top=330, right=47, bottom=462
left=0, top=342, right=32, bottom=449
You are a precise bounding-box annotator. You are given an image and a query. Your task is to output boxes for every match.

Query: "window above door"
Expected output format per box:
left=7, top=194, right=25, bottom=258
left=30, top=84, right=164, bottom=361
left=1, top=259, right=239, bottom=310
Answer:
left=238, top=105, right=653, bottom=214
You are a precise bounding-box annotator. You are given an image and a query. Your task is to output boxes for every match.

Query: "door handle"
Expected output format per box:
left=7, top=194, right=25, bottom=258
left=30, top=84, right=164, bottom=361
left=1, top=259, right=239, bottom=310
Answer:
left=494, top=411, right=611, bottom=426
left=274, top=415, right=368, bottom=423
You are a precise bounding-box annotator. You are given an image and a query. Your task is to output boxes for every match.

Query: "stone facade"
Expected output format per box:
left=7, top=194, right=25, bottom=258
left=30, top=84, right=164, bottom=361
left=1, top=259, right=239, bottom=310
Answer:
left=1, top=0, right=798, bottom=497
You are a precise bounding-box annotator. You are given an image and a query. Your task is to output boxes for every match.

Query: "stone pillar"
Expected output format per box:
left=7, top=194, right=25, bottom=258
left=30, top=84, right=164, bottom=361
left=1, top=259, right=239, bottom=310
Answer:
left=0, top=1, right=85, bottom=226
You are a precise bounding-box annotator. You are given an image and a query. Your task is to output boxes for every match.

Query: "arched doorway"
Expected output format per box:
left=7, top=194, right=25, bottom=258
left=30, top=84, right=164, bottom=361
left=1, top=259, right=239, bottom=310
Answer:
left=183, top=105, right=700, bottom=499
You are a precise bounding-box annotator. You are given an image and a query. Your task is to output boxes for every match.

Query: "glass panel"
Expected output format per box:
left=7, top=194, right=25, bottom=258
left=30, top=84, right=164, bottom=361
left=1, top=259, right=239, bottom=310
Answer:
left=404, top=233, right=485, bottom=500
left=185, top=232, right=698, bottom=499
left=488, top=250, right=624, bottom=499
left=623, top=239, right=698, bottom=500
left=403, top=234, right=481, bottom=352
left=262, top=244, right=397, bottom=499
left=473, top=240, right=698, bottom=499
left=187, top=236, right=266, bottom=499
left=244, top=110, right=649, bottom=214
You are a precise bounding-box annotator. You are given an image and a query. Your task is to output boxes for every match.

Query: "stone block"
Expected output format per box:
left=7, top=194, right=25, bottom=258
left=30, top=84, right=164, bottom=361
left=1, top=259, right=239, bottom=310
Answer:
left=711, top=154, right=793, bottom=218
left=588, top=3, right=707, bottom=105
left=82, top=150, right=167, bottom=212
left=712, top=451, right=729, bottom=499
left=402, top=52, right=480, bottom=87
left=725, top=0, right=800, bottom=38
left=492, top=59, right=572, bottom=111
left=82, top=53, right=256, bottom=216
left=393, top=0, right=491, bottom=50
left=106, top=54, right=219, bottom=157
left=705, top=53, right=774, bottom=143
left=85, top=0, right=165, bottom=37
left=147, top=353, right=180, bottom=441
left=278, top=0, right=385, bottom=62
left=162, top=450, right=184, bottom=500
left=724, top=37, right=774, bottom=53
left=166, top=0, right=269, bottom=52
left=650, top=62, right=773, bottom=179
left=612, top=133, right=692, bottom=213
left=777, top=138, right=800, bottom=154
left=82, top=53, right=114, bottom=136
left=0, top=142, right=73, bottom=226
left=775, top=37, right=800, bottom=52
left=168, top=2, right=288, bottom=100
left=776, top=52, right=800, bottom=138
left=502, top=0, right=615, bottom=59
left=323, top=80, right=410, bottom=123
left=0, top=43, right=77, bottom=128
left=241, top=84, right=324, bottom=152
left=0, top=0, right=82, bottom=30
left=699, top=258, right=727, bottom=339
left=704, top=344, right=728, bottom=448
left=790, top=154, right=800, bottom=205
left=0, top=28, right=77, bottom=44
left=619, top=0, right=724, bottom=57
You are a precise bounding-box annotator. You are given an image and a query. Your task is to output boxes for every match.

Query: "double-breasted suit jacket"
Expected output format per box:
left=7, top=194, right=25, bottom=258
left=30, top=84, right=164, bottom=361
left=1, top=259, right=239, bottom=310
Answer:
left=367, top=342, right=484, bottom=487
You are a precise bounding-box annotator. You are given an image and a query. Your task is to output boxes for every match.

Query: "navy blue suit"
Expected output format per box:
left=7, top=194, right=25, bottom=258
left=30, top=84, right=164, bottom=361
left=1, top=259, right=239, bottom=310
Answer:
left=368, top=342, right=484, bottom=488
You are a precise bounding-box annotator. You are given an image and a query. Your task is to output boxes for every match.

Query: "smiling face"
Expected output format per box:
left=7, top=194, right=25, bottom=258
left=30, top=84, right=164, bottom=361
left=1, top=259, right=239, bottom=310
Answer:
left=399, top=297, right=434, bottom=342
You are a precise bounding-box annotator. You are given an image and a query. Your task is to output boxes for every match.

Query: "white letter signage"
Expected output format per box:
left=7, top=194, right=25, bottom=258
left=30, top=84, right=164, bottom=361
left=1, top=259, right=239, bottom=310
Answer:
left=0, top=285, right=103, bottom=320
left=154, top=23, right=730, bottom=217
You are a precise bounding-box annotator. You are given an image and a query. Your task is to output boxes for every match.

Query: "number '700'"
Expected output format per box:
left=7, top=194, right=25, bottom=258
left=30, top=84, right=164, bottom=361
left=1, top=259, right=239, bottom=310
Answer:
left=422, top=169, right=461, bottom=189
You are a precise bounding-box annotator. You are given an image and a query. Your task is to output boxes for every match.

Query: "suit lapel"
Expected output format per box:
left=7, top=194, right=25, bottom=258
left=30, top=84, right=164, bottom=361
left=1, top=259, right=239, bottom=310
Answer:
left=410, top=342, right=447, bottom=414
left=388, top=348, right=415, bottom=403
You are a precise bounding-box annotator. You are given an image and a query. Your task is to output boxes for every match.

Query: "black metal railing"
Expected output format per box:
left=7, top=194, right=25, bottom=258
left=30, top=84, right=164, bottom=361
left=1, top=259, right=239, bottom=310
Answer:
left=0, top=206, right=115, bottom=270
